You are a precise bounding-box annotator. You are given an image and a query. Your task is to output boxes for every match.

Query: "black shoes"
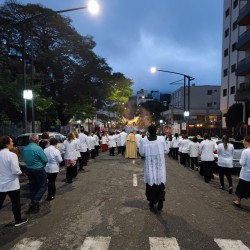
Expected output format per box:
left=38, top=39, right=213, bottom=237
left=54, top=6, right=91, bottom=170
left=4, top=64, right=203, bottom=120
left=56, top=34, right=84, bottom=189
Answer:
left=228, top=187, right=233, bottom=194
left=15, top=218, right=28, bottom=227
left=157, top=200, right=163, bottom=211
left=220, top=186, right=225, bottom=190
left=46, top=196, right=55, bottom=201
left=27, top=203, right=40, bottom=213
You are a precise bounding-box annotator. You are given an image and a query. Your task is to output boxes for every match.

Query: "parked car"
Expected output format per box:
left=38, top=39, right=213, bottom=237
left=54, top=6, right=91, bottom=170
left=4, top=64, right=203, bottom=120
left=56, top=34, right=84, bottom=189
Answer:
left=213, top=140, right=244, bottom=168
left=16, top=132, right=66, bottom=171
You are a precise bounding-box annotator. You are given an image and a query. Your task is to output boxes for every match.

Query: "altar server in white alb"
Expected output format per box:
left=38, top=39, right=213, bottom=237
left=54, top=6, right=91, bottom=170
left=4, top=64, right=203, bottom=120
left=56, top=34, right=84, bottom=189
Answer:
left=0, top=136, right=28, bottom=226
left=139, top=124, right=169, bottom=211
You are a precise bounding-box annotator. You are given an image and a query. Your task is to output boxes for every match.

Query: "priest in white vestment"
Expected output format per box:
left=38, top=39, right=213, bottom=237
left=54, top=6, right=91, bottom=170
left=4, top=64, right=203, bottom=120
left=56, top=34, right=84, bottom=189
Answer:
left=139, top=125, right=169, bottom=211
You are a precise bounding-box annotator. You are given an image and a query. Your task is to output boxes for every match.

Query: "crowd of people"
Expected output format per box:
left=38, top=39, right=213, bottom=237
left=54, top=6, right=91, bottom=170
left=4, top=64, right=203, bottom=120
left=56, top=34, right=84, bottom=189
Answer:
left=0, top=126, right=250, bottom=227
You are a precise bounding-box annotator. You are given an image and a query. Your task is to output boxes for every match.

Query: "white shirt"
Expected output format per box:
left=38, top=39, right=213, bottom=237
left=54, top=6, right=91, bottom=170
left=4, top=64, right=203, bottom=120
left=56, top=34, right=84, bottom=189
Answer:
left=135, top=133, right=142, bottom=148
left=139, top=136, right=169, bottom=186
left=239, top=146, right=250, bottom=181
left=199, top=139, right=215, bottom=161
left=62, top=140, right=80, bottom=160
left=88, top=136, right=96, bottom=150
left=119, top=131, right=128, bottom=146
left=79, top=132, right=91, bottom=152
left=108, top=135, right=117, bottom=148
left=44, top=145, right=63, bottom=173
left=74, top=138, right=81, bottom=158
left=181, top=139, right=190, bottom=154
left=0, top=148, right=22, bottom=192
left=172, top=137, right=180, bottom=148
left=188, top=142, right=200, bottom=157
left=217, top=143, right=234, bottom=168
left=101, top=135, right=108, bottom=145
left=93, top=134, right=100, bottom=146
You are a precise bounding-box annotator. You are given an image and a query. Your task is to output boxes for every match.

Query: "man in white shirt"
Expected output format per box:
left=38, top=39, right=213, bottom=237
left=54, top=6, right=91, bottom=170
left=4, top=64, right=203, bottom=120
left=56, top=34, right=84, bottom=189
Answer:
left=79, top=128, right=91, bottom=170
left=119, top=129, right=128, bottom=155
left=0, top=136, right=28, bottom=226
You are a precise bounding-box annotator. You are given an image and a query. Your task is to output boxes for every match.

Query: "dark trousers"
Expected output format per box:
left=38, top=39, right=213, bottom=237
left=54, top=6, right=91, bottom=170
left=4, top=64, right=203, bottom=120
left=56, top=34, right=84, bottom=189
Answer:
left=168, top=148, right=173, bottom=158
left=182, top=153, right=190, bottom=167
left=202, top=161, right=213, bottom=183
left=172, top=148, right=179, bottom=160
left=79, top=152, right=88, bottom=169
left=46, top=172, right=58, bottom=199
left=120, top=146, right=126, bottom=155
left=219, top=167, right=232, bottom=187
left=109, top=147, right=115, bottom=156
left=190, top=157, right=198, bottom=170
left=0, top=189, right=21, bottom=222
left=146, top=183, right=166, bottom=205
left=95, top=146, right=99, bottom=156
left=72, top=159, right=78, bottom=177
left=25, top=168, right=48, bottom=205
left=90, top=149, right=96, bottom=159
left=66, top=165, right=75, bottom=183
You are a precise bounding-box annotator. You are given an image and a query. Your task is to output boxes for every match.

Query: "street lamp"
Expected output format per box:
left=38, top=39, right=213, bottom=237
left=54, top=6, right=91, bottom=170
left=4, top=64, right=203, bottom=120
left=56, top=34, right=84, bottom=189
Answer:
left=23, top=90, right=33, bottom=133
left=159, top=119, right=163, bottom=134
left=19, top=1, right=100, bottom=133
left=150, top=67, right=194, bottom=134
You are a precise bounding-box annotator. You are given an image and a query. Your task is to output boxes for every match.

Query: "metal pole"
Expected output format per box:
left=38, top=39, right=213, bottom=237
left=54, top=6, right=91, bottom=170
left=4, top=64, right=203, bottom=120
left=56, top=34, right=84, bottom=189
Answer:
left=31, top=26, right=35, bottom=132
left=24, top=99, right=27, bottom=133
left=183, top=76, right=186, bottom=112
left=22, top=24, right=27, bottom=133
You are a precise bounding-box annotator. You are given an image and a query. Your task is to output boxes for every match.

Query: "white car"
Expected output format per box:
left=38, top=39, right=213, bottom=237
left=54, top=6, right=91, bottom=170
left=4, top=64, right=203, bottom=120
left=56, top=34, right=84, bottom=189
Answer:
left=213, top=140, right=244, bottom=168
left=16, top=132, right=65, bottom=171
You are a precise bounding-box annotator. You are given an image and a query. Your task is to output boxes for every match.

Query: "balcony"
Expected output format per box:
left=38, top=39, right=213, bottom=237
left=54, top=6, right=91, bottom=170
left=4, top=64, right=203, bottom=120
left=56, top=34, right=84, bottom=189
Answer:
left=238, top=2, right=250, bottom=26
left=236, top=56, right=250, bottom=76
left=236, top=28, right=250, bottom=51
left=235, top=82, right=250, bottom=101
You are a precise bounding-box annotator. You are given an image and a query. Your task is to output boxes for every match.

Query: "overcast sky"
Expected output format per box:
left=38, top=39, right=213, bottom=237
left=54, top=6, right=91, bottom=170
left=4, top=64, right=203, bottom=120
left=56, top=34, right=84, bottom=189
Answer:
left=3, top=0, right=223, bottom=94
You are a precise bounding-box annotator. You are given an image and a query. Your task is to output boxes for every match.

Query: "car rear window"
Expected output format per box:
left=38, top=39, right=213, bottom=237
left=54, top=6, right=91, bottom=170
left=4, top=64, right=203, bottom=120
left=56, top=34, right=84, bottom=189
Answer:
left=232, top=142, right=244, bottom=149
left=16, top=136, right=30, bottom=146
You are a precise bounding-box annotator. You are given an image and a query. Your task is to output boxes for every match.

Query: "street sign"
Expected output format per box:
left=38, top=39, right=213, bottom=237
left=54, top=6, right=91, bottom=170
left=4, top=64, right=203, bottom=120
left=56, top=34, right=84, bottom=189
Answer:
left=182, top=122, right=186, bottom=130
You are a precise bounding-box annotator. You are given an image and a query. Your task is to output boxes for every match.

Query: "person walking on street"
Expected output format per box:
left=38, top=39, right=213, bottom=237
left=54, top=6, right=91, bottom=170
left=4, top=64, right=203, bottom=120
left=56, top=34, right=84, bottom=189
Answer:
left=0, top=136, right=28, bottom=226
left=233, top=135, right=250, bottom=207
left=79, top=128, right=91, bottom=171
left=119, top=129, right=128, bottom=155
left=199, top=133, right=215, bottom=183
left=108, top=132, right=117, bottom=156
left=62, top=132, right=79, bottom=183
left=101, top=132, right=109, bottom=152
left=188, top=136, right=200, bottom=170
left=125, top=130, right=137, bottom=159
left=181, top=134, right=190, bottom=168
left=23, top=134, right=48, bottom=212
left=139, top=125, right=169, bottom=211
left=44, top=138, right=63, bottom=201
left=166, top=134, right=173, bottom=158
left=172, top=133, right=180, bottom=160
left=217, top=135, right=234, bottom=193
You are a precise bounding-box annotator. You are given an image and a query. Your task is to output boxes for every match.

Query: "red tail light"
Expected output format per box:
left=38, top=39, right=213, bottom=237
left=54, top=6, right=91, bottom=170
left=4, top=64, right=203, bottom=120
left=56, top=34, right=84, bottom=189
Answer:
left=214, top=150, right=217, bottom=154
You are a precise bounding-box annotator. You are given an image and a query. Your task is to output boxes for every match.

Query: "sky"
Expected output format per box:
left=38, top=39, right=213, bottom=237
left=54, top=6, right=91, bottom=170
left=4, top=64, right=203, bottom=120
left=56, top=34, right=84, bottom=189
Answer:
left=1, top=0, right=224, bottom=94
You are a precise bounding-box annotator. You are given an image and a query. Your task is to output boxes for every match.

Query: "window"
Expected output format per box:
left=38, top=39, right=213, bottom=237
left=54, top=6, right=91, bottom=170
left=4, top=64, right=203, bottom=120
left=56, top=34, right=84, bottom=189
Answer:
left=224, top=48, right=228, bottom=57
left=232, top=42, right=237, bottom=52
left=231, top=86, right=235, bottom=94
left=214, top=89, right=217, bottom=92
left=231, top=64, right=236, bottom=73
left=224, top=28, right=229, bottom=38
left=207, top=103, right=212, bottom=107
left=224, top=68, right=228, bottom=77
left=233, top=0, right=238, bottom=9
left=214, top=102, right=217, bottom=105
left=207, top=90, right=212, bottom=95
left=223, top=88, right=227, bottom=96
left=225, top=8, right=230, bottom=17
left=232, top=21, right=237, bottom=31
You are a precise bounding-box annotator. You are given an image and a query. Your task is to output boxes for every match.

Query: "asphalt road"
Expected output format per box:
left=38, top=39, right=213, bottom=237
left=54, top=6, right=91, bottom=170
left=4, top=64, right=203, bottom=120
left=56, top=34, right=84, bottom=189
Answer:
left=0, top=152, right=250, bottom=250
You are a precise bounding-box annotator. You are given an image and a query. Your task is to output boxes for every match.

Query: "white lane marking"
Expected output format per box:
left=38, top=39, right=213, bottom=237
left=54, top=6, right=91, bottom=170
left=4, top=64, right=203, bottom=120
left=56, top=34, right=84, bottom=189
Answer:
left=214, top=239, right=250, bottom=250
left=80, top=236, right=111, bottom=250
left=149, top=237, right=180, bottom=250
left=133, top=174, right=138, bottom=186
left=11, top=238, right=43, bottom=250
left=132, top=159, right=135, bottom=164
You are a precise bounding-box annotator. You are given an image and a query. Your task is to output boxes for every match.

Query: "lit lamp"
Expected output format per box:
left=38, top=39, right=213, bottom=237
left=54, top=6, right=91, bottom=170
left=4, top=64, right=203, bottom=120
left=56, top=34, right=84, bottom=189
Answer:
left=23, top=90, right=33, bottom=133
left=159, top=119, right=163, bottom=133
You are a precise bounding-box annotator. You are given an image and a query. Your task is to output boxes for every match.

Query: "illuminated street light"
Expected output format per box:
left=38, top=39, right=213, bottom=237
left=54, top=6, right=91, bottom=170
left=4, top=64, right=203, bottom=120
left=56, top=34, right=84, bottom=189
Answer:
left=88, top=0, right=100, bottom=15
left=150, top=67, right=157, bottom=73
left=23, top=90, right=33, bottom=133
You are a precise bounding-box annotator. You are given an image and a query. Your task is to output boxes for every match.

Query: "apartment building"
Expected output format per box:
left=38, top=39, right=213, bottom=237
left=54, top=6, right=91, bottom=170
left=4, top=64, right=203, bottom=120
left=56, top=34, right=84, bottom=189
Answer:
left=164, top=85, right=221, bottom=136
left=221, top=0, right=250, bottom=128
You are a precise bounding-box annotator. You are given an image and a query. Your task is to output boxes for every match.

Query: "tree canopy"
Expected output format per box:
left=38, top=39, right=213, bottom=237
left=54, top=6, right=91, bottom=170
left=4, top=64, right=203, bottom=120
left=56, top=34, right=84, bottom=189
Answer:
left=0, top=1, right=133, bottom=126
left=225, top=103, right=243, bottom=127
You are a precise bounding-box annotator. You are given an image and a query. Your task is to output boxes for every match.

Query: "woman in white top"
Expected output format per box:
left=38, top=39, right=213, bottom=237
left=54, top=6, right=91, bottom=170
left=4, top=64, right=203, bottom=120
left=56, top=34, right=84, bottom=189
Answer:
left=172, top=133, right=180, bottom=160
left=44, top=138, right=63, bottom=201
left=0, top=136, right=27, bottom=226
left=217, top=135, right=234, bottom=193
left=72, top=131, right=81, bottom=177
left=233, top=135, right=250, bottom=207
left=62, top=132, right=79, bottom=183
left=188, top=136, right=200, bottom=170
left=199, top=133, right=215, bottom=183
left=181, top=134, right=190, bottom=168
left=139, top=125, right=169, bottom=211
left=108, top=132, right=117, bottom=156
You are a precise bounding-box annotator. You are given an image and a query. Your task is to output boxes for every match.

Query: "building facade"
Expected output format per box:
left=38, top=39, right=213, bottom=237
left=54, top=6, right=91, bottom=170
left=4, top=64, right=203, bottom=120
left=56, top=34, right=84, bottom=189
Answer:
left=164, top=85, right=221, bottom=136
left=221, top=0, right=250, bottom=130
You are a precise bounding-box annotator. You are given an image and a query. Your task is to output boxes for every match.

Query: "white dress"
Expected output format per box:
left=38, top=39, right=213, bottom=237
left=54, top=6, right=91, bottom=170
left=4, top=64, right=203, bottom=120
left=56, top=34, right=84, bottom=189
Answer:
left=139, top=136, right=169, bottom=186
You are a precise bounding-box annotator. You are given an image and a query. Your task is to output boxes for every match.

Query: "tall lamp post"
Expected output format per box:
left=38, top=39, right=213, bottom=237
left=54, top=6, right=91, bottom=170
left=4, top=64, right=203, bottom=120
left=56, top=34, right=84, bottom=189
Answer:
left=150, top=67, right=194, bottom=134
left=19, top=0, right=100, bottom=133
left=23, top=90, right=33, bottom=133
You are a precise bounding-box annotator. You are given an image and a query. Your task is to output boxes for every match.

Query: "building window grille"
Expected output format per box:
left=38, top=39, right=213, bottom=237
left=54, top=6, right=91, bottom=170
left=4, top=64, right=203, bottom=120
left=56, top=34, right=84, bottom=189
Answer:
left=233, top=0, right=238, bottom=9
left=224, top=48, right=228, bottom=57
left=232, top=21, right=237, bottom=31
left=224, top=68, right=228, bottom=77
left=224, top=28, right=229, bottom=38
left=231, top=64, right=236, bottom=73
left=223, top=88, right=227, bottom=97
left=232, top=42, right=237, bottom=52
left=230, top=86, right=235, bottom=94
left=225, top=8, right=230, bottom=17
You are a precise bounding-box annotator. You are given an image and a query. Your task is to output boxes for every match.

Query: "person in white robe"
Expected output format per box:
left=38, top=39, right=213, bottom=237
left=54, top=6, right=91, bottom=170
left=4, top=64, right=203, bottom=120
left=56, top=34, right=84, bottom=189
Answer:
left=139, top=124, right=169, bottom=211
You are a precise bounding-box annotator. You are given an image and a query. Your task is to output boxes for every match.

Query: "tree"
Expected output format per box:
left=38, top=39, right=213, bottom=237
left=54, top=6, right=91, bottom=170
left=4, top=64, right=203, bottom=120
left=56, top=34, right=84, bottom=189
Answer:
left=225, top=103, right=243, bottom=127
